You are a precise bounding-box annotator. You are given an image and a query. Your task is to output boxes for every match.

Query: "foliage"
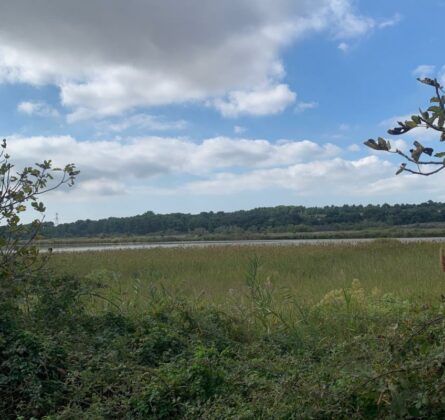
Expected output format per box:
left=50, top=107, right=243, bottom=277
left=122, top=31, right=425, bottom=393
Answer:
left=1, top=269, right=445, bottom=418
left=0, top=138, right=79, bottom=416
left=365, top=77, right=445, bottom=176
left=40, top=200, right=445, bottom=239
left=0, top=139, right=78, bottom=285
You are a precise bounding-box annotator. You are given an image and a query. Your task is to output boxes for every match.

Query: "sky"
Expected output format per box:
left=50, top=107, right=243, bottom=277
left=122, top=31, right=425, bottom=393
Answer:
left=1, top=0, right=445, bottom=223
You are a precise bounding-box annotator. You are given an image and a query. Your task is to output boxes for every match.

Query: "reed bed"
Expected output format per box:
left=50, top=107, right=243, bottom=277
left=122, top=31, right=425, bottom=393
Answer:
left=49, top=239, right=445, bottom=312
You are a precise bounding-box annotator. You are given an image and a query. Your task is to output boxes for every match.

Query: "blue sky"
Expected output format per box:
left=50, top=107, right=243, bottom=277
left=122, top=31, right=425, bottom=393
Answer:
left=1, top=0, right=445, bottom=223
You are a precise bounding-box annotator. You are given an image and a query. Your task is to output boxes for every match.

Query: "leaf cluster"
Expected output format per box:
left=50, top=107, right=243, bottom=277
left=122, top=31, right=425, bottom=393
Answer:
left=364, top=78, right=445, bottom=176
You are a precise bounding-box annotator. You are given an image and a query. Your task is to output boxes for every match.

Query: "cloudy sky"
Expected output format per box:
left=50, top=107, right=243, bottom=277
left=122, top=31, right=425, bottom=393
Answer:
left=1, top=0, right=445, bottom=223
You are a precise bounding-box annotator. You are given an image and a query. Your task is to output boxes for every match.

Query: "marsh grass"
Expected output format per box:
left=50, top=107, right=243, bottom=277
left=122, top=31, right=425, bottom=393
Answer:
left=50, top=240, right=445, bottom=313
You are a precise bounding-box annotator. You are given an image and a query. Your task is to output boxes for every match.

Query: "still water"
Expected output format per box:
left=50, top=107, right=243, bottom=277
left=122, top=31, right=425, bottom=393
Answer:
left=45, top=237, right=445, bottom=253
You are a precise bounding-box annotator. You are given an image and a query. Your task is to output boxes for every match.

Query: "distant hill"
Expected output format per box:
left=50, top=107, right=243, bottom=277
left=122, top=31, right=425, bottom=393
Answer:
left=39, top=201, right=445, bottom=239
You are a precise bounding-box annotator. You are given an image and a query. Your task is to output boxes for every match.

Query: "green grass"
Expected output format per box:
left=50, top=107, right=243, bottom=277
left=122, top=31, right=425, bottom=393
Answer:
left=50, top=239, right=445, bottom=309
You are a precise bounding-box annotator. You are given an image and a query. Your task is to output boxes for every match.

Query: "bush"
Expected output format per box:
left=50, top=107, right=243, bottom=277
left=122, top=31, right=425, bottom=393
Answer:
left=0, top=270, right=444, bottom=418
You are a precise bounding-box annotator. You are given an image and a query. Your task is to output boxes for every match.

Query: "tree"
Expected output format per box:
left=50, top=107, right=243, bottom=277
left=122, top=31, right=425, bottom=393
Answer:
left=0, top=139, right=79, bottom=282
left=364, top=77, right=445, bottom=176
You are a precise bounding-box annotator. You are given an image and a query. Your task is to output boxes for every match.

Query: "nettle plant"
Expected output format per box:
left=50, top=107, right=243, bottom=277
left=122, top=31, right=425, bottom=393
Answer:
left=0, top=139, right=79, bottom=279
left=364, top=77, right=445, bottom=176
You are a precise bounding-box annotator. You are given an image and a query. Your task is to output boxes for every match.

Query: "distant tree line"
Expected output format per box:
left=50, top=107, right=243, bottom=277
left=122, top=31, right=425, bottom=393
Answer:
left=38, top=201, right=445, bottom=238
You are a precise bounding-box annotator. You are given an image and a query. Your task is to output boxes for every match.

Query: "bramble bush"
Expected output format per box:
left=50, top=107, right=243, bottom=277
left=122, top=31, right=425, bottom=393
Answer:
left=2, top=272, right=445, bottom=418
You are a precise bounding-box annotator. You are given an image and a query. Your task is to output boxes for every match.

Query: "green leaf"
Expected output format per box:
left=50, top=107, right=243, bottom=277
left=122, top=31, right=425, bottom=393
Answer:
left=435, top=152, right=445, bottom=158
left=417, top=77, right=441, bottom=88
left=364, top=139, right=379, bottom=150
left=377, top=137, right=391, bottom=151
left=428, top=105, right=442, bottom=114
left=405, top=120, right=418, bottom=128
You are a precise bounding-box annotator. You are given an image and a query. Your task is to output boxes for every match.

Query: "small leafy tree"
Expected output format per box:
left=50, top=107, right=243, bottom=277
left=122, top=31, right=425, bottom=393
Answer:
left=0, top=139, right=79, bottom=284
left=364, top=77, right=445, bottom=176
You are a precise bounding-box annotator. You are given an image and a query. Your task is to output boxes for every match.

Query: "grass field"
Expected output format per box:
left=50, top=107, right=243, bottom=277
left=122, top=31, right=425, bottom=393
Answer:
left=50, top=239, right=445, bottom=309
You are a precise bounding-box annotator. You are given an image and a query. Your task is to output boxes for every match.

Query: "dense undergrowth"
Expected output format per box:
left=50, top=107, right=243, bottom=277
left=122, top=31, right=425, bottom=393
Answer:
left=2, top=258, right=445, bottom=418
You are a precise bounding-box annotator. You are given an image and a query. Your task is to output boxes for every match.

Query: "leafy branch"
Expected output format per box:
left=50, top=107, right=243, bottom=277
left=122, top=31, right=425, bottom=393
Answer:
left=0, top=139, right=79, bottom=281
left=364, top=77, right=445, bottom=176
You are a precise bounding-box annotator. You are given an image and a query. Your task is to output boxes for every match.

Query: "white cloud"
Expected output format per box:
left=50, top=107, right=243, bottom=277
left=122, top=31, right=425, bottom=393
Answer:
left=329, top=1, right=375, bottom=39
left=6, top=135, right=342, bottom=190
left=334, top=10, right=400, bottom=52
left=348, top=144, right=360, bottom=152
left=96, top=114, right=188, bottom=133
left=17, top=101, right=59, bottom=118
left=413, top=65, right=436, bottom=79
left=212, top=84, right=296, bottom=117
left=183, top=155, right=394, bottom=195
left=295, top=100, right=318, bottom=113
left=365, top=169, right=445, bottom=201
left=0, top=1, right=380, bottom=119
left=190, top=137, right=341, bottom=171
left=234, top=126, right=247, bottom=134
left=182, top=152, right=445, bottom=203
left=10, top=132, right=436, bottom=206
left=390, top=139, right=408, bottom=152
left=438, top=65, right=445, bottom=86
left=79, top=178, right=125, bottom=196
left=7, top=132, right=445, bottom=221
left=378, top=13, right=402, bottom=29
left=7, top=133, right=397, bottom=206
left=338, top=42, right=350, bottom=52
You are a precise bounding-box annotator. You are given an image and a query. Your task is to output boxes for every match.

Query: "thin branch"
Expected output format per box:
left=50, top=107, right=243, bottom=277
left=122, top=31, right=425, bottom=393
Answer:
left=393, top=149, right=444, bottom=165
left=403, top=165, right=445, bottom=176
left=435, top=82, right=445, bottom=113
left=418, top=113, right=445, bottom=132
